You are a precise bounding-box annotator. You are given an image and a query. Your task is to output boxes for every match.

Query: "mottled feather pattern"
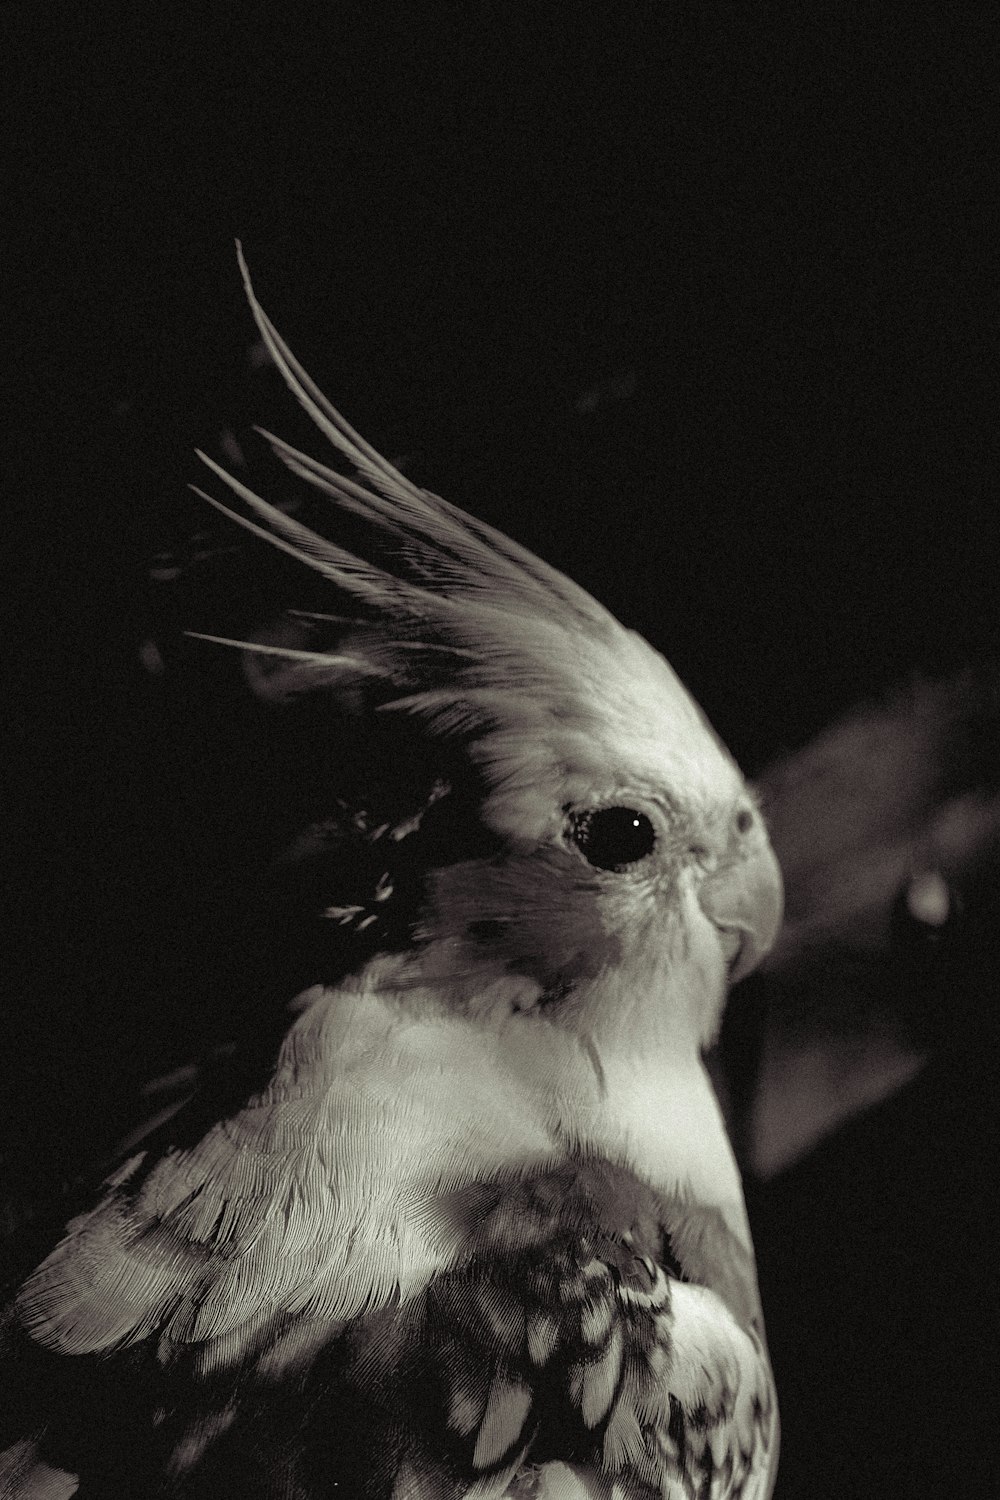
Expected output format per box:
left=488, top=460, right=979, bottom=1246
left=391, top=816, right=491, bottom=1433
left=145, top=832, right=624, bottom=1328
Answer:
left=2, top=248, right=781, bottom=1498
left=416, top=1171, right=775, bottom=1498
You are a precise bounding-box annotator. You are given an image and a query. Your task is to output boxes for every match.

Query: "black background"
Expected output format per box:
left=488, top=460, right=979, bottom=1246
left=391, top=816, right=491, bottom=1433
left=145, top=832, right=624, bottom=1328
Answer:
left=5, top=4, right=998, bottom=1494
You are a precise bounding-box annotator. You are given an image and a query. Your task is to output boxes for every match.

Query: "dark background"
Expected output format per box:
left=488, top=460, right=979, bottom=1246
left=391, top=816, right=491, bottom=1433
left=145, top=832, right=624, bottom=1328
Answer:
left=5, top=3, right=998, bottom=1494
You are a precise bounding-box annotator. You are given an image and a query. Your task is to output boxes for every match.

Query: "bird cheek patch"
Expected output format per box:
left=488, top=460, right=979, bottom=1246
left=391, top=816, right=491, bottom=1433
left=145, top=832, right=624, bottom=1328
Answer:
left=425, top=851, right=622, bottom=997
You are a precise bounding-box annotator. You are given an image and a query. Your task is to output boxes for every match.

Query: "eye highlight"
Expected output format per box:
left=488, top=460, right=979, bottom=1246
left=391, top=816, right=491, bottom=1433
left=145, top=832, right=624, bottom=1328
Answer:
left=570, top=807, right=657, bottom=871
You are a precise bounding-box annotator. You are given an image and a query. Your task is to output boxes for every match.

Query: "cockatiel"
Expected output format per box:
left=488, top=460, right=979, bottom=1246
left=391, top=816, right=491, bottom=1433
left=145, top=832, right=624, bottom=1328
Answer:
left=1, top=248, right=782, bottom=1499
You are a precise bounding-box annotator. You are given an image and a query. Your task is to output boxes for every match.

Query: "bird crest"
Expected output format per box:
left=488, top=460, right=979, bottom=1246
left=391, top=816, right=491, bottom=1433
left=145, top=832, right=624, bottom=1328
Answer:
left=190, top=245, right=739, bottom=844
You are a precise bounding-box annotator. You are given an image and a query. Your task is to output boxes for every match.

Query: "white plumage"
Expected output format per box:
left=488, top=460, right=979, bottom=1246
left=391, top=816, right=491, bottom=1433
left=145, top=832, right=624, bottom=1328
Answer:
left=1, top=247, right=782, bottom=1499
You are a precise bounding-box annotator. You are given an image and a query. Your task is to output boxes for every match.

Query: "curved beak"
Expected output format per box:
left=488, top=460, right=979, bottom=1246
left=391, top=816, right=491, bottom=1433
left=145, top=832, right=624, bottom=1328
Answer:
left=698, top=835, right=784, bottom=985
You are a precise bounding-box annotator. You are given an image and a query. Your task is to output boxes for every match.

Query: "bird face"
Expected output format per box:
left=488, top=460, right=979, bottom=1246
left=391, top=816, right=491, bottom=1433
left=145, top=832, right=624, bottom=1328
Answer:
left=419, top=739, right=782, bottom=1056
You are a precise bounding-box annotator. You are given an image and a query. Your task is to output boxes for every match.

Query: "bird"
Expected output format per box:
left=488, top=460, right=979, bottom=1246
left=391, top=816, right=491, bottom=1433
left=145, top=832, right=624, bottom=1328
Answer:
left=0, top=246, right=783, bottom=1499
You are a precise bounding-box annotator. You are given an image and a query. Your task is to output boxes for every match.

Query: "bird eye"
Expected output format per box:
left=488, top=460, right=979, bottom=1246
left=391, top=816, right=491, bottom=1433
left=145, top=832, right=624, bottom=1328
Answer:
left=570, top=807, right=657, bottom=871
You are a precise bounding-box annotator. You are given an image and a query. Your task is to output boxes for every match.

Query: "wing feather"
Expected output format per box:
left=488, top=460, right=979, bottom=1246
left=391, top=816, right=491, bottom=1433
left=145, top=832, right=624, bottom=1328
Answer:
left=15, top=979, right=559, bottom=1362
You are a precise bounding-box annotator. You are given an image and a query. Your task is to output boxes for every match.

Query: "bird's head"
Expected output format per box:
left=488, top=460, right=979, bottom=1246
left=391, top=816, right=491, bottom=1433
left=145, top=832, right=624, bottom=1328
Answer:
left=191, top=246, right=782, bottom=1060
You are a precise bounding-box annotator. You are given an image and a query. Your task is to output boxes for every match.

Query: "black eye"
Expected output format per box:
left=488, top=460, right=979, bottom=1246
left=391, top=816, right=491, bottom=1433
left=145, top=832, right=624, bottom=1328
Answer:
left=571, top=807, right=657, bottom=871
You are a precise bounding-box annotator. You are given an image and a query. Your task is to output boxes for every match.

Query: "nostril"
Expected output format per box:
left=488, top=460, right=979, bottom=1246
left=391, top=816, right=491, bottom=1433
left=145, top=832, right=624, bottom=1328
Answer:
left=734, top=807, right=754, bottom=835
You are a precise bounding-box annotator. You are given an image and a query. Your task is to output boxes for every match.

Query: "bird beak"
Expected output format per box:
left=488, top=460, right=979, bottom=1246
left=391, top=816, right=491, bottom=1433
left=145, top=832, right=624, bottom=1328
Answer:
left=698, top=837, right=784, bottom=985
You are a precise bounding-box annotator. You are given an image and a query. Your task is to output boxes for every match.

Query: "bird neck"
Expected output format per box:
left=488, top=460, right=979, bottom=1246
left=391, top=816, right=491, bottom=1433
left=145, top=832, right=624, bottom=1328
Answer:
left=289, top=961, right=751, bottom=1262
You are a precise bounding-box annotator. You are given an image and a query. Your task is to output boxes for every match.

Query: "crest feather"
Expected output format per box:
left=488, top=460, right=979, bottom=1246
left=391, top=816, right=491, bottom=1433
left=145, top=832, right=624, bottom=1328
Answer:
left=230, top=240, right=614, bottom=628
left=188, top=246, right=724, bottom=835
